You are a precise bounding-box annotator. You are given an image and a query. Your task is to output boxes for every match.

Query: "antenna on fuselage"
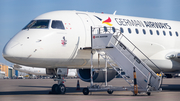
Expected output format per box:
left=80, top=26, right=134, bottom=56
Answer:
left=113, top=11, right=117, bottom=15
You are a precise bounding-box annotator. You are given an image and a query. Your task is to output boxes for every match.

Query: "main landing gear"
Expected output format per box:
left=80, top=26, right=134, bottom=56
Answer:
left=50, top=75, right=66, bottom=94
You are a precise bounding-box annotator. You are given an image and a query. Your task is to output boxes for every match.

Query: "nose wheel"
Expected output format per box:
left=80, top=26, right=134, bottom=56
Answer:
left=59, top=84, right=66, bottom=94
left=52, top=83, right=66, bottom=94
left=51, top=75, right=66, bottom=94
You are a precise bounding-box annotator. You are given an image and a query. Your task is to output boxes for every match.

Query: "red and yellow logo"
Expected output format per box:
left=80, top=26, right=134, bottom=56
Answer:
left=94, top=15, right=113, bottom=26
left=102, top=17, right=113, bottom=26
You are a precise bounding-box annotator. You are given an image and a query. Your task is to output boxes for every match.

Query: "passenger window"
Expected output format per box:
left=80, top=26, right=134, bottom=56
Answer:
left=135, top=29, right=139, bottom=34
left=163, top=31, right=166, bottom=36
left=156, top=30, right=159, bottom=35
left=142, top=29, right=146, bottom=34
left=169, top=31, right=172, bottom=36
left=176, top=32, right=179, bottom=37
left=51, top=20, right=65, bottom=29
left=120, top=27, right=124, bottom=33
left=150, top=30, right=153, bottom=35
left=128, top=28, right=131, bottom=34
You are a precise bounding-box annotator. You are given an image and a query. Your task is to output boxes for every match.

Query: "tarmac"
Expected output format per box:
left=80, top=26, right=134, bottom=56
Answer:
left=0, top=78, right=180, bottom=101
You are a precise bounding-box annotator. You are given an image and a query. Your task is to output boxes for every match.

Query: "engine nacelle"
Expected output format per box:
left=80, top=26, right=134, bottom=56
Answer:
left=78, top=68, right=116, bottom=82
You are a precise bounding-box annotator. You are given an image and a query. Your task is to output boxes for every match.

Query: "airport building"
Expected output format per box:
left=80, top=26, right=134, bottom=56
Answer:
left=0, top=71, right=5, bottom=79
left=0, top=63, right=8, bottom=78
left=0, top=63, right=18, bottom=78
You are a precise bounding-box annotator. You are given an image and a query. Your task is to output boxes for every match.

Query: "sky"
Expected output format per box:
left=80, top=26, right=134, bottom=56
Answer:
left=0, top=0, right=180, bottom=66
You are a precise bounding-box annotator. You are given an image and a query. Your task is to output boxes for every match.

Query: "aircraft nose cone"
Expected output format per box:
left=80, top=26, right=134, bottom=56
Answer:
left=2, top=40, right=22, bottom=63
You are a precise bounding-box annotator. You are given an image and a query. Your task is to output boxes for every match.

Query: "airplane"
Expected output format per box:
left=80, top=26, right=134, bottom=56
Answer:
left=2, top=10, right=180, bottom=94
left=13, top=64, right=77, bottom=78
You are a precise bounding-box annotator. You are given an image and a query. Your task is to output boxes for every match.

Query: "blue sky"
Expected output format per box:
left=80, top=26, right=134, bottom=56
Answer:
left=0, top=0, right=180, bottom=66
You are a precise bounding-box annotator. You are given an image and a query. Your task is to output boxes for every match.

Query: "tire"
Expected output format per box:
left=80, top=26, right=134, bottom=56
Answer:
left=83, top=88, right=89, bottom=95
left=107, top=90, right=113, bottom=94
left=52, top=84, right=60, bottom=94
left=147, top=92, right=151, bottom=96
left=59, top=84, right=66, bottom=94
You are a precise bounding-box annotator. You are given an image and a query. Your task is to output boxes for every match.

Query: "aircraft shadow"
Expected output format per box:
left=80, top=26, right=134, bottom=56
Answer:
left=18, top=85, right=51, bottom=88
left=161, top=84, right=180, bottom=91
left=0, top=86, right=132, bottom=96
left=0, top=87, right=83, bottom=95
left=0, top=84, right=180, bottom=95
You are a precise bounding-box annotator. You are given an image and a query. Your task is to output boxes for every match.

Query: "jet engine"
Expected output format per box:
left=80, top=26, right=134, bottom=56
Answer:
left=77, top=68, right=116, bottom=82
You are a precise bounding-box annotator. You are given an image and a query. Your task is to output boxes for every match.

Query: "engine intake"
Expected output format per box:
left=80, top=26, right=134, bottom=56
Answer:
left=78, top=68, right=116, bottom=82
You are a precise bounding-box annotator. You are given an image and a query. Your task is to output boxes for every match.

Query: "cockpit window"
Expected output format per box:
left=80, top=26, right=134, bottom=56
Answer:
left=23, top=20, right=50, bottom=29
left=51, top=20, right=65, bottom=29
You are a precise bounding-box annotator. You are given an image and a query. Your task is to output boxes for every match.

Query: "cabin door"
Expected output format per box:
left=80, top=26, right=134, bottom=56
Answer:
left=77, top=13, right=94, bottom=47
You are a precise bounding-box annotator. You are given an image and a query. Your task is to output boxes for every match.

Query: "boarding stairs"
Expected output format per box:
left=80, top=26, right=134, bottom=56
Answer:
left=91, top=26, right=163, bottom=93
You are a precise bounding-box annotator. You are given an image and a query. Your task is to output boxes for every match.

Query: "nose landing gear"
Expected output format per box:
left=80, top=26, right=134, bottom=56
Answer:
left=50, top=75, right=66, bottom=94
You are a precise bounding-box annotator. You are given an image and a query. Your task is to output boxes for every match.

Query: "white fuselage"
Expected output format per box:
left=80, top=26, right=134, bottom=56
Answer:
left=3, top=10, right=180, bottom=73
